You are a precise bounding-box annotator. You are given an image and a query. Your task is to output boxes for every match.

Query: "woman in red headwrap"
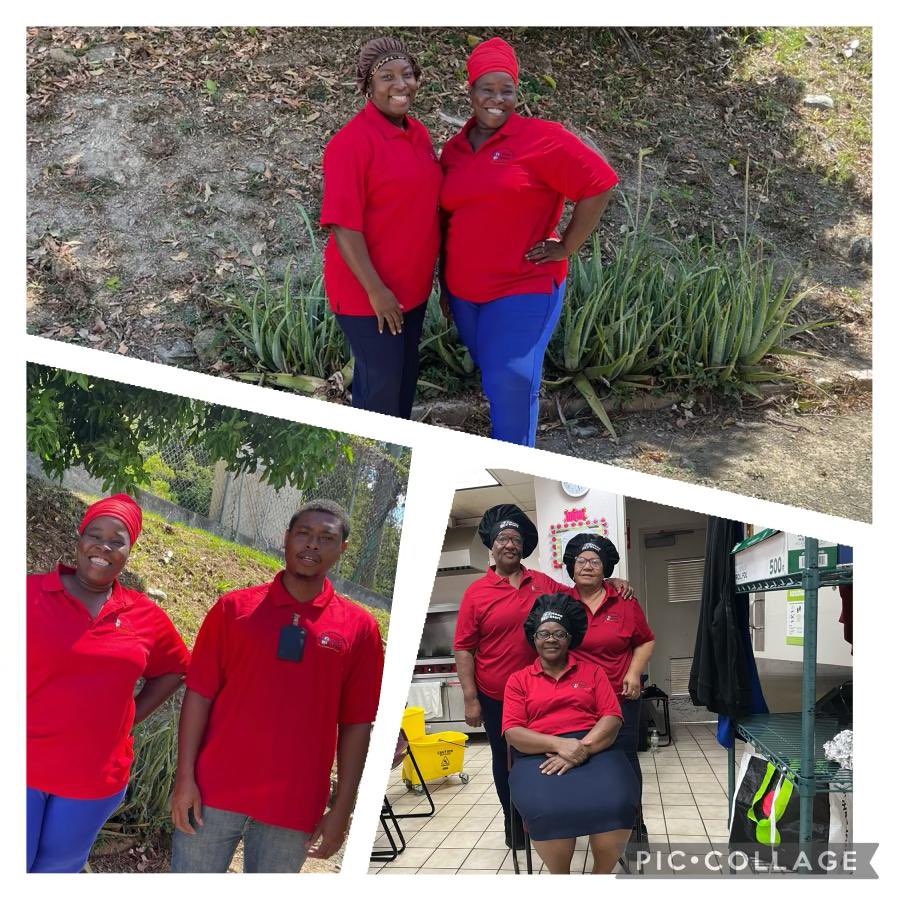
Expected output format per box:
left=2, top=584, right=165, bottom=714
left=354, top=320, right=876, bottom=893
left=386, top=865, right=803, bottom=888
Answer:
left=440, top=36, right=619, bottom=446
left=320, top=36, right=442, bottom=419
left=26, top=494, right=190, bottom=872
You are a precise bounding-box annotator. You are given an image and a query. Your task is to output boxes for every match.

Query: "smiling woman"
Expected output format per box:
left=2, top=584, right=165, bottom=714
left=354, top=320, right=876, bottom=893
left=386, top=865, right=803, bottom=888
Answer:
left=503, top=593, right=637, bottom=874
left=319, top=36, right=441, bottom=419
left=27, top=494, right=191, bottom=873
left=439, top=37, right=619, bottom=446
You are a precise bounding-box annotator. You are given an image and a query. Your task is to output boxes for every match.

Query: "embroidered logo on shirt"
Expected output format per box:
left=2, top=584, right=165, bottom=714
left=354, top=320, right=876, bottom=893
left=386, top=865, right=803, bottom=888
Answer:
left=491, top=149, right=513, bottom=161
left=605, top=613, right=621, bottom=622
left=570, top=681, right=586, bottom=690
left=319, top=632, right=347, bottom=652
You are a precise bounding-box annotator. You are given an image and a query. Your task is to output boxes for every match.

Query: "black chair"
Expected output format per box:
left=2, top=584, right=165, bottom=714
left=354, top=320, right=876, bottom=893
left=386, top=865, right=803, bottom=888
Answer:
left=641, top=684, right=672, bottom=747
left=506, top=741, right=534, bottom=875
left=370, top=732, right=437, bottom=863
left=370, top=794, right=407, bottom=863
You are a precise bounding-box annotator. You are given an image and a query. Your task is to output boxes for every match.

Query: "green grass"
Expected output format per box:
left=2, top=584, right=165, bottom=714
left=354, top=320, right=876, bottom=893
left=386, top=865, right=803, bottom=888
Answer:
left=737, top=27, right=872, bottom=190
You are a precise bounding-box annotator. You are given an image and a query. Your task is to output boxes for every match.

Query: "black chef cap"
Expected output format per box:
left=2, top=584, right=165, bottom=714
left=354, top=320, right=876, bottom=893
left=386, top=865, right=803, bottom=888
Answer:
left=523, top=593, right=588, bottom=650
left=563, top=532, right=620, bottom=580
left=477, top=503, right=538, bottom=559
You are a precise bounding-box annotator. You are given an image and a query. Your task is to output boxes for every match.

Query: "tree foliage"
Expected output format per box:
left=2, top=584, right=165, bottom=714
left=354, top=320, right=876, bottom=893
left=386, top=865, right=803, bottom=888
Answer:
left=27, top=364, right=353, bottom=494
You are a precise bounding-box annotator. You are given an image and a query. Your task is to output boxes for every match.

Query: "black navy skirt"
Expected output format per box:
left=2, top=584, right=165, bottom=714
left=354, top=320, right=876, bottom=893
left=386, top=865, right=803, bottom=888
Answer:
left=508, top=730, right=639, bottom=841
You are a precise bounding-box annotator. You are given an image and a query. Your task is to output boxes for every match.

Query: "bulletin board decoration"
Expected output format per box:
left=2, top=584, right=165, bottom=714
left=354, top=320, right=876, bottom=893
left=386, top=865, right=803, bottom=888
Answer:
left=548, top=508, right=609, bottom=569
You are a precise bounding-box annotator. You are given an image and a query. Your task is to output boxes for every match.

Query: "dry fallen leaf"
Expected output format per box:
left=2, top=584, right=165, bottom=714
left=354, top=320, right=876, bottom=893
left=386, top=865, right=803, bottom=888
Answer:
left=170, top=250, right=189, bottom=261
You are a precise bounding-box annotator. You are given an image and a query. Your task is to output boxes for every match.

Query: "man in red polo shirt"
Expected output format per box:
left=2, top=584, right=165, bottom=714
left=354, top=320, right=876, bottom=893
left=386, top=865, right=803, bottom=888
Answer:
left=453, top=504, right=631, bottom=847
left=170, top=500, right=384, bottom=872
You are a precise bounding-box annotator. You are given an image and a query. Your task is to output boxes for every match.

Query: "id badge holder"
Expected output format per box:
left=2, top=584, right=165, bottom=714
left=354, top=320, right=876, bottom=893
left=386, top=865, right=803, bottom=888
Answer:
left=277, top=613, right=306, bottom=662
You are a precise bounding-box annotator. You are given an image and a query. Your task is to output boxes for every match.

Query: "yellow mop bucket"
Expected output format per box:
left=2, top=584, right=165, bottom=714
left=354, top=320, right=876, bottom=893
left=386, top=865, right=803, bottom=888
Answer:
left=402, top=730, right=470, bottom=788
left=401, top=705, right=426, bottom=741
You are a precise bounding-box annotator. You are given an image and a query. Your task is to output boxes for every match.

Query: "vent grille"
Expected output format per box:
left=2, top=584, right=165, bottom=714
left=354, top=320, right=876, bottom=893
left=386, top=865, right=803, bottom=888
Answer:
left=667, top=557, right=705, bottom=603
left=670, top=657, right=693, bottom=697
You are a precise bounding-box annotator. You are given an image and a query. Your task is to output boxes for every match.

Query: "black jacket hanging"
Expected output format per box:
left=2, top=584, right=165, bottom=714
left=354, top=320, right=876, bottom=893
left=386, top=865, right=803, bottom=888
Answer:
left=689, top=517, right=753, bottom=718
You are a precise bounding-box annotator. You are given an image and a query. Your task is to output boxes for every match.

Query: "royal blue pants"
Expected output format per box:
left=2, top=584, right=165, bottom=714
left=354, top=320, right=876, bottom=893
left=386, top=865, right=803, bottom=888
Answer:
left=448, top=280, right=565, bottom=446
left=335, top=301, right=427, bottom=419
left=27, top=784, right=127, bottom=873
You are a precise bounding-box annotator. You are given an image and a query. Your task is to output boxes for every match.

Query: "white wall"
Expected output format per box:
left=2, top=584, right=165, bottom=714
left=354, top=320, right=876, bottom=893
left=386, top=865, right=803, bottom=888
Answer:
left=532, top=479, right=626, bottom=583
left=754, top=586, right=852, bottom=666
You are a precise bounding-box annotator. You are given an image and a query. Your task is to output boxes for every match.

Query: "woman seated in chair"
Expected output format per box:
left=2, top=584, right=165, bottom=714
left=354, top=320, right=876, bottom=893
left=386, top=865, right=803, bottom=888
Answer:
left=502, top=593, right=638, bottom=874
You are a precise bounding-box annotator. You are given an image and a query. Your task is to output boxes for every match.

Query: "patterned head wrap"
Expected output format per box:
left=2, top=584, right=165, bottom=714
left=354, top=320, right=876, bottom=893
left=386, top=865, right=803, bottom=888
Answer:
left=357, top=36, right=421, bottom=95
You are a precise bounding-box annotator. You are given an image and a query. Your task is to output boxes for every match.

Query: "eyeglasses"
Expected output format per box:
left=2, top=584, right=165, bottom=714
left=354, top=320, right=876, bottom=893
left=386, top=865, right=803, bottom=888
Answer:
left=574, top=556, right=602, bottom=569
left=535, top=629, right=570, bottom=641
left=495, top=535, right=523, bottom=547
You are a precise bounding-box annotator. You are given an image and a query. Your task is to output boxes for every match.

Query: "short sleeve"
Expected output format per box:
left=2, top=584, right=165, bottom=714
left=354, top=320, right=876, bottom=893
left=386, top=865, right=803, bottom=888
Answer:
left=593, top=668, right=623, bottom=720
left=630, top=600, right=655, bottom=647
left=453, top=586, right=480, bottom=651
left=320, top=128, right=371, bottom=231
left=501, top=671, right=529, bottom=733
left=144, top=606, right=190, bottom=679
left=338, top=616, right=385, bottom=724
left=185, top=600, right=226, bottom=700
left=541, top=571, right=571, bottom=594
left=528, top=123, right=618, bottom=201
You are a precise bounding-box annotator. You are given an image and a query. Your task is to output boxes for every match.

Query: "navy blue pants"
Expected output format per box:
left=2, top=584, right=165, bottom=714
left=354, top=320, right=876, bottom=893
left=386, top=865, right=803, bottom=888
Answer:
left=477, top=691, right=511, bottom=818
left=335, top=301, right=427, bottom=419
left=615, top=697, right=643, bottom=795
left=448, top=280, right=565, bottom=446
left=27, top=784, right=126, bottom=872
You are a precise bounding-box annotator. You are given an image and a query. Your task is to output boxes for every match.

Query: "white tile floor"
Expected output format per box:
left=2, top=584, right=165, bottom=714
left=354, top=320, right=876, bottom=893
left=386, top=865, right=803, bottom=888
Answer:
left=369, top=722, right=738, bottom=874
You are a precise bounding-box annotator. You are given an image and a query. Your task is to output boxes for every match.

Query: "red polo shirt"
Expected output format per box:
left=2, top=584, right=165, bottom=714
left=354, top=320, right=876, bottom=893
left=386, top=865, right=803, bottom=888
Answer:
left=502, top=658, right=622, bottom=736
left=27, top=565, right=190, bottom=799
left=571, top=583, right=654, bottom=695
left=440, top=113, right=618, bottom=302
left=320, top=101, right=442, bottom=315
left=454, top=566, right=567, bottom=701
left=186, top=573, right=384, bottom=832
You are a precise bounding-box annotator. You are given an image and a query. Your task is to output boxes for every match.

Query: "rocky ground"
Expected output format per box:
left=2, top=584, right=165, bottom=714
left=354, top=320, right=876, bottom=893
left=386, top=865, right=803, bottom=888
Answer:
left=26, top=26, right=872, bottom=518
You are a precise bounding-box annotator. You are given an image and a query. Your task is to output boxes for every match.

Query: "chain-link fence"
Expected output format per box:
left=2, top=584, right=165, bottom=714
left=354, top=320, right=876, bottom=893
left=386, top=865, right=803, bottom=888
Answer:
left=27, top=437, right=408, bottom=603
left=209, top=440, right=407, bottom=598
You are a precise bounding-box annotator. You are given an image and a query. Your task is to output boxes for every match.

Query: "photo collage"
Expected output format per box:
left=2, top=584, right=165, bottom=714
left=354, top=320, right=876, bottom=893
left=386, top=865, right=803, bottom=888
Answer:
left=19, top=16, right=881, bottom=885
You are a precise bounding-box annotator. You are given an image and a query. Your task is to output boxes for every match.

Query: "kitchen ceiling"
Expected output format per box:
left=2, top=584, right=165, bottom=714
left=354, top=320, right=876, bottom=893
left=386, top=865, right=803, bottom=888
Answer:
left=450, top=468, right=537, bottom=525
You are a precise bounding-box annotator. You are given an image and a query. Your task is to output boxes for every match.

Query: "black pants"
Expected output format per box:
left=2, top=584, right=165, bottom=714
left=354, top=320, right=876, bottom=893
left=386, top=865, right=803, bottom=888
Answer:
left=477, top=691, right=511, bottom=817
left=335, top=301, right=426, bottom=419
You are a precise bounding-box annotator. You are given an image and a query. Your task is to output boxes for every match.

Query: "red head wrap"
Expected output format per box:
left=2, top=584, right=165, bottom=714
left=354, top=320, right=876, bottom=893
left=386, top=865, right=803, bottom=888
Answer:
left=79, top=494, right=143, bottom=544
left=466, top=37, right=519, bottom=86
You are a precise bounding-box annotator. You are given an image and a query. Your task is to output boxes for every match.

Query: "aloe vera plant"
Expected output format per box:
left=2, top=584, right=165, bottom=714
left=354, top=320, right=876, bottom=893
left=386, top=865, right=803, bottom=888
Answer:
left=221, top=260, right=352, bottom=391
left=102, top=698, right=179, bottom=836
left=218, top=199, right=825, bottom=420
